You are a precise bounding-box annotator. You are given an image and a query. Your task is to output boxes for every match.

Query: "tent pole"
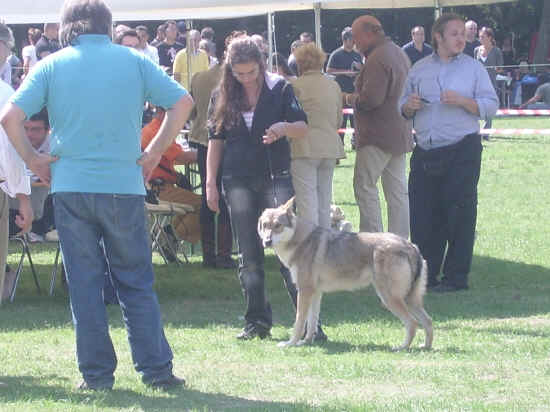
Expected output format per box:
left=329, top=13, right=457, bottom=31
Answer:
left=434, top=0, right=442, bottom=19
left=314, top=2, right=322, bottom=50
left=268, top=13, right=273, bottom=71
left=186, top=20, right=193, bottom=92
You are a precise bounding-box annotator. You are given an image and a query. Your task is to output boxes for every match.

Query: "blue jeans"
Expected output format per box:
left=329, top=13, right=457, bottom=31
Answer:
left=53, top=193, right=173, bottom=388
left=222, top=173, right=297, bottom=331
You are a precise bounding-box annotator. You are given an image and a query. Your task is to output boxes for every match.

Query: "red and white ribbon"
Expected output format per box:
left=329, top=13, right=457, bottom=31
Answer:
left=341, top=108, right=550, bottom=116
left=480, top=128, right=550, bottom=135
left=337, top=128, right=550, bottom=136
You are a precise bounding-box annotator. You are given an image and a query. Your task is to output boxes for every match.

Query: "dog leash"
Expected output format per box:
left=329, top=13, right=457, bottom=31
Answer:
left=265, top=144, right=279, bottom=206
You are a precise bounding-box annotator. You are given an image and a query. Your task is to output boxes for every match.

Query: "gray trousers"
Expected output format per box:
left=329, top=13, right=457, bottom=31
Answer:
left=353, top=144, right=410, bottom=238
left=291, top=158, right=336, bottom=229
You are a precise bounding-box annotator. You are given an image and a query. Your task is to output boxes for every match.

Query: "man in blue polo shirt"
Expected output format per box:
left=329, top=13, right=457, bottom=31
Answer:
left=402, top=26, right=433, bottom=66
left=0, top=0, right=193, bottom=390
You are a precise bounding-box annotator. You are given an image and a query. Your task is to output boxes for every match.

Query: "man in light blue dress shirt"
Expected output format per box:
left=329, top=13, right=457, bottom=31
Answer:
left=1, top=0, right=193, bottom=390
left=400, top=13, right=498, bottom=293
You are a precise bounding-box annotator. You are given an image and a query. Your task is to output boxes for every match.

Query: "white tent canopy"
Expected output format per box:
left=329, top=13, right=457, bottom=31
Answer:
left=3, top=0, right=515, bottom=24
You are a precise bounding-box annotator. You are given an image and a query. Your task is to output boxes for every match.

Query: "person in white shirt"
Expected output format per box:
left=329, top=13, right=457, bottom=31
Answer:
left=22, top=29, right=42, bottom=78
left=136, top=25, right=160, bottom=64
left=0, top=23, right=33, bottom=303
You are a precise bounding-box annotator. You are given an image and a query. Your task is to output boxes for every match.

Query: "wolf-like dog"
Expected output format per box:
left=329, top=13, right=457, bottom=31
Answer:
left=257, top=197, right=433, bottom=350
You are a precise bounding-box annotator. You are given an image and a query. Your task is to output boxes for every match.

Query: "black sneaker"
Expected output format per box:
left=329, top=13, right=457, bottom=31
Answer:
left=77, top=380, right=112, bottom=391
left=236, top=324, right=271, bottom=340
left=202, top=258, right=217, bottom=268
left=427, top=279, right=440, bottom=290
left=147, top=374, right=186, bottom=390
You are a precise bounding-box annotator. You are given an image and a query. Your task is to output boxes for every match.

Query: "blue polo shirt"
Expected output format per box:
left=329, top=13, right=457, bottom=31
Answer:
left=11, top=34, right=187, bottom=195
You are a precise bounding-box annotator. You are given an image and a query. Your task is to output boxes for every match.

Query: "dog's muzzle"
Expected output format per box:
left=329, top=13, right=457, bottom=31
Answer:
left=263, top=238, right=272, bottom=248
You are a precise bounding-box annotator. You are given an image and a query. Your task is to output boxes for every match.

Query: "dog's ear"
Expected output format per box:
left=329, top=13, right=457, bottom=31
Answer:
left=283, top=196, right=296, bottom=218
left=282, top=196, right=295, bottom=212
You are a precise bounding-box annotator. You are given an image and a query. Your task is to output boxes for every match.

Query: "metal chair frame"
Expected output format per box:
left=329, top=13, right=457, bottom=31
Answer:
left=7, top=235, right=41, bottom=302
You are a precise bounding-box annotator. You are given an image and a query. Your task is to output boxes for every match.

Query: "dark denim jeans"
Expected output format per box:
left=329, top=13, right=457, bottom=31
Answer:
left=222, top=173, right=297, bottom=331
left=53, top=193, right=173, bottom=388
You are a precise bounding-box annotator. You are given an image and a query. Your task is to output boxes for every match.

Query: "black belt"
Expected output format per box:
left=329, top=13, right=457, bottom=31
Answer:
left=416, top=133, right=480, bottom=154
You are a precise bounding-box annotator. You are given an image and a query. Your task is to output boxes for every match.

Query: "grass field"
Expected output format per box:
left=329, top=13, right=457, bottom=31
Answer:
left=1, top=117, right=549, bottom=411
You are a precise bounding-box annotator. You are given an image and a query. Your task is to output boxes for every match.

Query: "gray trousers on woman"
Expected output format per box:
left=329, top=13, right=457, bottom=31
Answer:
left=290, top=158, right=336, bottom=229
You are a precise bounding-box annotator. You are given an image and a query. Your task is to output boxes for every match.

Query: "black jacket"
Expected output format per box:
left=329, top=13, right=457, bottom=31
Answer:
left=209, top=73, right=307, bottom=178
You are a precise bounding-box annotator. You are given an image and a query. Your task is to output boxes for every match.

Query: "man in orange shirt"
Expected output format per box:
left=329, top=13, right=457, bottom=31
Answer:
left=141, top=108, right=201, bottom=247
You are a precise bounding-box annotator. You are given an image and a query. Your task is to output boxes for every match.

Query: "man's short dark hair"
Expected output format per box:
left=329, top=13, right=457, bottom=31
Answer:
left=431, top=13, right=463, bottom=51
left=114, top=29, right=138, bottom=45
left=300, top=32, right=314, bottom=42
left=29, top=108, right=50, bottom=129
left=30, top=28, right=43, bottom=45
left=59, top=0, right=112, bottom=47
left=201, top=27, right=215, bottom=41
left=156, top=23, right=167, bottom=34
left=341, top=27, right=352, bottom=42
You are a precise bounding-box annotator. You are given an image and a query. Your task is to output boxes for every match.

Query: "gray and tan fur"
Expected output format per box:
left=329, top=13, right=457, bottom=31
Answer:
left=258, top=197, right=433, bottom=350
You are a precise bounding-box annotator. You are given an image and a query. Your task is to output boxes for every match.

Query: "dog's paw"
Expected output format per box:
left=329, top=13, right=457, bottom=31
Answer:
left=277, top=340, right=297, bottom=348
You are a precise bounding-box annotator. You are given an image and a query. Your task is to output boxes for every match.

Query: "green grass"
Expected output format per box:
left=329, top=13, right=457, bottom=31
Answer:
left=1, top=117, right=550, bottom=411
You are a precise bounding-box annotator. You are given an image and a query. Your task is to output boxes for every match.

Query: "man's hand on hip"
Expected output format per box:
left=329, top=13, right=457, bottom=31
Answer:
left=137, top=150, right=162, bottom=184
left=28, top=152, right=58, bottom=185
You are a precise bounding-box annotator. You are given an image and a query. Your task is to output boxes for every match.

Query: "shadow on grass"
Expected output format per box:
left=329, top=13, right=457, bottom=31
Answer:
left=0, top=375, right=311, bottom=411
left=4, top=254, right=549, bottom=335
left=437, top=324, right=550, bottom=338
left=320, top=341, right=468, bottom=356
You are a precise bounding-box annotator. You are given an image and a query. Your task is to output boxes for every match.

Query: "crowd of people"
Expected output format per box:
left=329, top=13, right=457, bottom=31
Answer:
left=0, top=0, right=520, bottom=391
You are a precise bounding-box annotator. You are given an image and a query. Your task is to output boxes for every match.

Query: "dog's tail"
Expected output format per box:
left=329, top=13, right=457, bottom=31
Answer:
left=406, top=244, right=428, bottom=307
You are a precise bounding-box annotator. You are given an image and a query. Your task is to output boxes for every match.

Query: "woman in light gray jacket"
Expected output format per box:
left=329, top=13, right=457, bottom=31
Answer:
left=291, top=43, right=345, bottom=228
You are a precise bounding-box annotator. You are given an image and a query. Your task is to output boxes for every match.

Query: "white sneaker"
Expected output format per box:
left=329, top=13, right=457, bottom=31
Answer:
left=27, top=232, right=44, bottom=243
left=44, top=230, right=59, bottom=242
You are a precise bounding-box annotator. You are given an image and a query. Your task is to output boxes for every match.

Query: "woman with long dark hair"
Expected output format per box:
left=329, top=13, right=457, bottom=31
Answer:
left=475, top=27, right=503, bottom=130
left=206, top=37, right=325, bottom=341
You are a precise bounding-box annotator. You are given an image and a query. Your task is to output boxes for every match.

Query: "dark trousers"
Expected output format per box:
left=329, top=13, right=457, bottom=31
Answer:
left=409, top=134, right=482, bottom=288
left=222, top=173, right=297, bottom=331
left=195, top=143, right=232, bottom=261
left=339, top=107, right=355, bottom=144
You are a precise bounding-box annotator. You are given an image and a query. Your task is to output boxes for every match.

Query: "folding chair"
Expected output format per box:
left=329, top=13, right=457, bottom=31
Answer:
left=146, top=200, right=194, bottom=264
left=49, top=241, right=65, bottom=296
left=7, top=234, right=41, bottom=302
